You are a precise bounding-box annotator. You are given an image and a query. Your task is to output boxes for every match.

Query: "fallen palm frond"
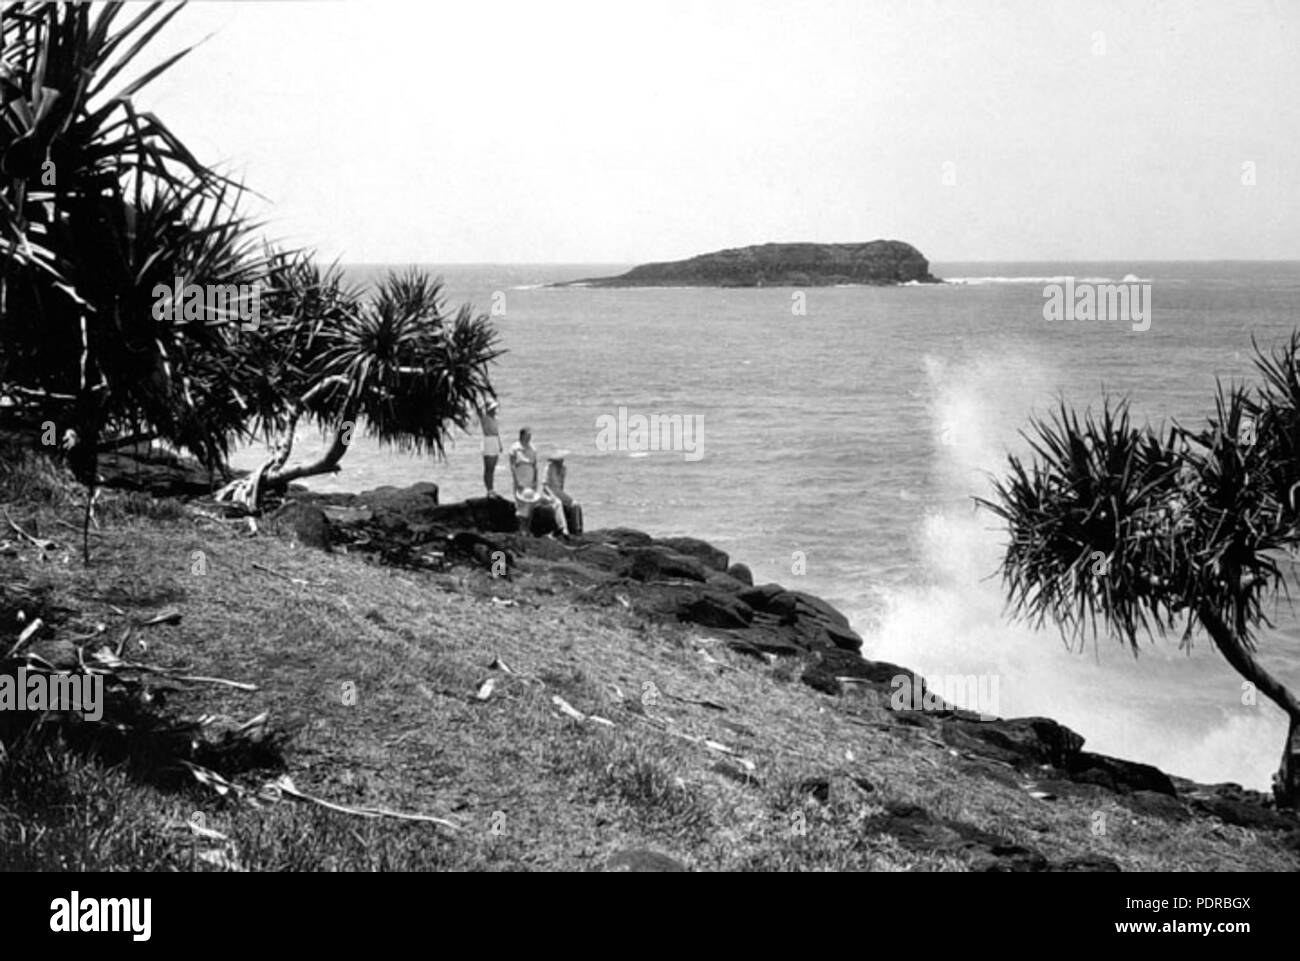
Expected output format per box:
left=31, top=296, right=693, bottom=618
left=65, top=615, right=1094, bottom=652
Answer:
left=549, top=693, right=615, bottom=726
left=135, top=608, right=182, bottom=627
left=619, top=701, right=757, bottom=774
left=266, top=775, right=460, bottom=829
left=251, top=562, right=310, bottom=587
left=3, top=507, right=58, bottom=551
left=7, top=617, right=42, bottom=656
left=662, top=690, right=729, bottom=711
left=81, top=645, right=254, bottom=688
left=2, top=582, right=285, bottom=785
left=179, top=762, right=460, bottom=830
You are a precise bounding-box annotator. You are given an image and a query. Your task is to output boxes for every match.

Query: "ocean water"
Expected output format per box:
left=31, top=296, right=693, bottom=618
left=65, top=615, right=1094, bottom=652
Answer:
left=232, top=260, right=1300, bottom=790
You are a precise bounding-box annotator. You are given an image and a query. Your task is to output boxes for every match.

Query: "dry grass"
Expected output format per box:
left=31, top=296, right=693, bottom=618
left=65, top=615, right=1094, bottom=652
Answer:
left=1, top=453, right=1297, bottom=871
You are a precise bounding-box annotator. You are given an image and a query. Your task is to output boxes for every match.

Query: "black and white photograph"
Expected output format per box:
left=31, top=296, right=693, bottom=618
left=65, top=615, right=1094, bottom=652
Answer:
left=0, top=0, right=1295, bottom=924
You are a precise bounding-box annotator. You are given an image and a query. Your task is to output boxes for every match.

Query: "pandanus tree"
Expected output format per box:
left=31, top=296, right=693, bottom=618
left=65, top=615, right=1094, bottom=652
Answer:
left=2, top=2, right=505, bottom=534
left=0, top=2, right=262, bottom=556
left=980, top=334, right=1300, bottom=806
left=220, top=265, right=504, bottom=510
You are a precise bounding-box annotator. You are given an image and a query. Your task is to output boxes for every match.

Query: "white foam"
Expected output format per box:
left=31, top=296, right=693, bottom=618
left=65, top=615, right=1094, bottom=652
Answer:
left=944, top=275, right=1144, bottom=286
left=857, top=351, right=1285, bottom=790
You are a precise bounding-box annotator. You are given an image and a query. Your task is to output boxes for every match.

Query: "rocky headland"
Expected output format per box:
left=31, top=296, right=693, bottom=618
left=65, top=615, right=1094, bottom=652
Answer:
left=6, top=441, right=1296, bottom=871
left=263, top=480, right=1300, bottom=869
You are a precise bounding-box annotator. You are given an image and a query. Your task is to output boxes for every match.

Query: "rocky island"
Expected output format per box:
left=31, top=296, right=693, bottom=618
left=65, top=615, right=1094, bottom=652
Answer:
left=562, top=240, right=940, bottom=288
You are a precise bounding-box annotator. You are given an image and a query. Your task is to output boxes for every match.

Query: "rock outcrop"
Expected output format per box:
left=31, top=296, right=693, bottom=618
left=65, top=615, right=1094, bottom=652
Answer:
left=561, top=240, right=939, bottom=288
left=861, top=801, right=1122, bottom=872
left=272, top=482, right=1300, bottom=849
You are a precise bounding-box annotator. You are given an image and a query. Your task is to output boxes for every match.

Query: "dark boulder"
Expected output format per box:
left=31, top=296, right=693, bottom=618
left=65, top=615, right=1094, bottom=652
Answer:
left=352, top=483, right=436, bottom=529
left=750, top=589, right=800, bottom=622
left=737, top=583, right=787, bottom=610
left=727, top=563, right=754, bottom=586
left=1191, top=795, right=1294, bottom=831
left=360, top=481, right=439, bottom=514
left=269, top=501, right=331, bottom=551
left=97, top=445, right=216, bottom=498
left=785, top=590, right=852, bottom=628
left=654, top=536, right=729, bottom=572
left=585, top=528, right=654, bottom=548
left=1064, top=752, right=1176, bottom=796
left=703, top=569, right=751, bottom=594
left=725, top=639, right=771, bottom=662
left=800, top=667, right=842, bottom=696
left=942, top=716, right=1085, bottom=769
left=571, top=542, right=631, bottom=576
left=745, top=633, right=803, bottom=657
left=799, top=649, right=927, bottom=699
left=737, top=586, right=855, bottom=643
left=822, top=621, right=864, bottom=652
left=630, top=582, right=719, bottom=621
left=424, top=495, right=516, bottom=533
left=626, top=546, right=708, bottom=583
left=679, top=591, right=755, bottom=629
left=862, top=801, right=1049, bottom=872
left=446, top=531, right=514, bottom=573
left=511, top=532, right=576, bottom=563
left=1119, top=790, right=1192, bottom=823
left=827, top=652, right=923, bottom=688
left=319, top=504, right=374, bottom=525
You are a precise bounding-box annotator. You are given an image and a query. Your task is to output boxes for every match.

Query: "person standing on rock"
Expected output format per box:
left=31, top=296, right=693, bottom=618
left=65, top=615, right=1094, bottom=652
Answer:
left=509, top=427, right=541, bottom=532
left=479, top=399, right=502, bottom=495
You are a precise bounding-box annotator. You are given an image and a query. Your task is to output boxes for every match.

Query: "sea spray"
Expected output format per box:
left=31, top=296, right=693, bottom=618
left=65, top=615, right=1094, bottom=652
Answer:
left=857, top=351, right=1287, bottom=790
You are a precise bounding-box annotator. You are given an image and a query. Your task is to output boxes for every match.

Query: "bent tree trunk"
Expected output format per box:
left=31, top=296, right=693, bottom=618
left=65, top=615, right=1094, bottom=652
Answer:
left=261, top=416, right=353, bottom=489
left=215, top=410, right=355, bottom=512
left=1198, top=605, right=1300, bottom=807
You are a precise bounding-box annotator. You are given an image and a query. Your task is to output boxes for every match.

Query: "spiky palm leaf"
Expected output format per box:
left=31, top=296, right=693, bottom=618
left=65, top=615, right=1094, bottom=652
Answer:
left=302, top=268, right=502, bottom=457
left=1, top=1, right=261, bottom=472
left=229, top=250, right=361, bottom=443
left=979, top=398, right=1189, bottom=650
left=980, top=376, right=1296, bottom=652
left=1, top=3, right=216, bottom=293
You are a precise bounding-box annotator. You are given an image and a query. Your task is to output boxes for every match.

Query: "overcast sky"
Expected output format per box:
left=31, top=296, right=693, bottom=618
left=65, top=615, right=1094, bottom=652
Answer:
left=141, top=0, right=1299, bottom=264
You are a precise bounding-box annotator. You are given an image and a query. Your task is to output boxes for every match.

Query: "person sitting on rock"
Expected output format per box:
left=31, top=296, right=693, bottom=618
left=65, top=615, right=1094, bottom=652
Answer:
left=509, top=427, right=542, bottom=533
left=543, top=450, right=578, bottom=538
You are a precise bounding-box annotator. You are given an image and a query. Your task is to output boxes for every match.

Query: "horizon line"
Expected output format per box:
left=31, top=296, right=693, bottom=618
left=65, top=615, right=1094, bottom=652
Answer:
left=328, top=257, right=1300, bottom=266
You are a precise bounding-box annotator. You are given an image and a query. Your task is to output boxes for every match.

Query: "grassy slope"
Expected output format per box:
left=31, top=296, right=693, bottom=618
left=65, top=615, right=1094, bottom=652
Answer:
left=1, top=459, right=1296, bottom=871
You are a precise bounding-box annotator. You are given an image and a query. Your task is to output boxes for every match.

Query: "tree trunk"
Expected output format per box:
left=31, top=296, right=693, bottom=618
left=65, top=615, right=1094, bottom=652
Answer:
left=261, top=417, right=351, bottom=489
left=214, top=414, right=353, bottom=512
left=1198, top=605, right=1300, bottom=807
left=214, top=376, right=356, bottom=512
left=258, top=378, right=355, bottom=489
